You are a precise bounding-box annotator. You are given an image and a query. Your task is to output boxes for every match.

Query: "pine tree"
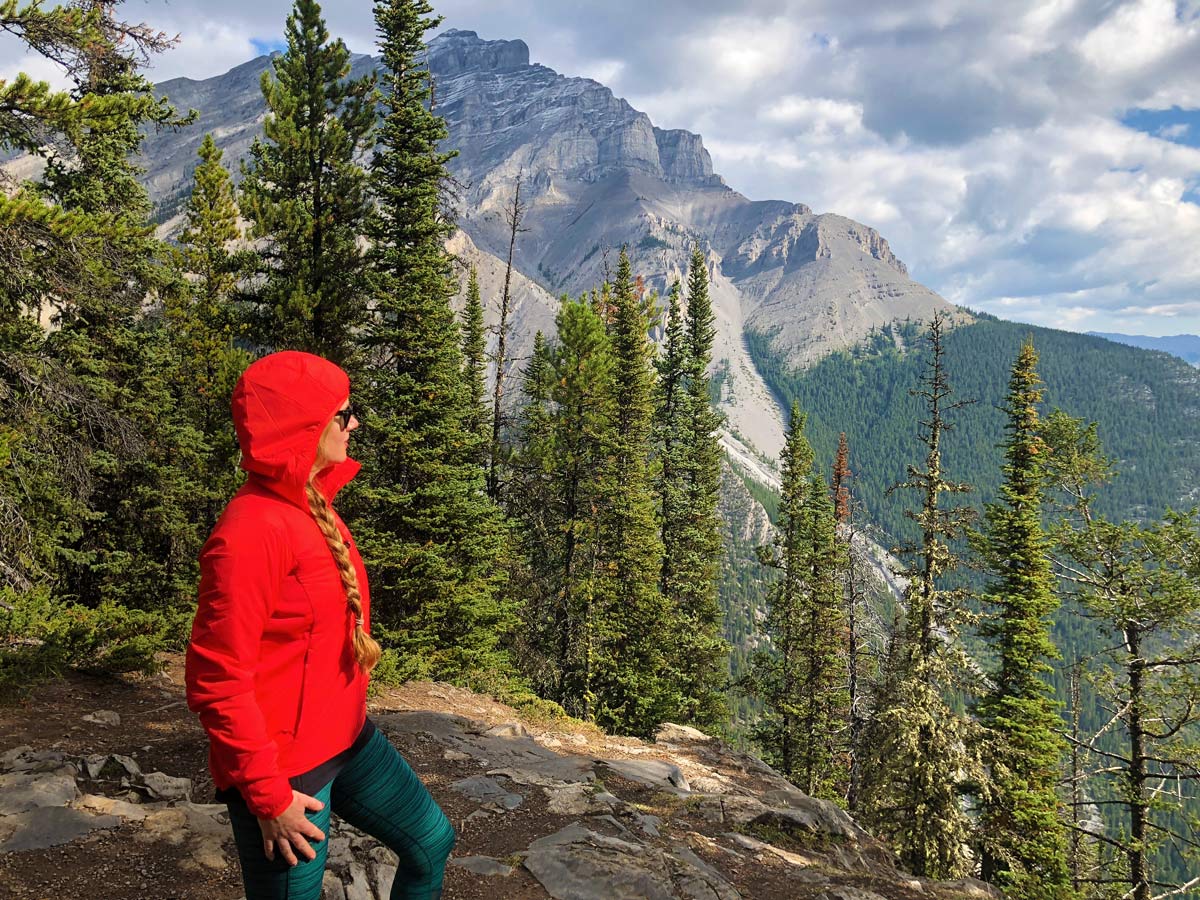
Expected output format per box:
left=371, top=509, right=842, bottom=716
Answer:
left=172, top=133, right=253, bottom=527
left=355, top=0, right=512, bottom=683
left=544, top=297, right=617, bottom=718
left=1045, top=412, right=1200, bottom=900
left=461, top=265, right=491, bottom=456
left=239, top=0, right=374, bottom=367
left=592, top=249, right=670, bottom=735
left=831, top=432, right=877, bottom=813
left=34, top=2, right=213, bottom=616
left=180, top=134, right=242, bottom=303
left=508, top=330, right=559, bottom=691
left=653, top=278, right=684, bottom=502
left=659, top=247, right=729, bottom=728
left=0, top=1, right=129, bottom=595
left=752, top=402, right=849, bottom=799
left=973, top=340, right=1073, bottom=899
left=833, top=433, right=851, bottom=524
left=0, top=3, right=195, bottom=682
left=857, top=311, right=980, bottom=878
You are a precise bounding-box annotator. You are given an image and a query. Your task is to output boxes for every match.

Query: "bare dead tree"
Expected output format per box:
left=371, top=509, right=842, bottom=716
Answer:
left=487, top=173, right=527, bottom=501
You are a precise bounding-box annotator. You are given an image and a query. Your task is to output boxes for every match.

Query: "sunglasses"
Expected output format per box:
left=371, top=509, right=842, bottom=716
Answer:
left=332, top=405, right=357, bottom=430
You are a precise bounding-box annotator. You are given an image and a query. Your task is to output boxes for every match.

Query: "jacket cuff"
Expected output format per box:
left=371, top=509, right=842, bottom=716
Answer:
left=241, top=775, right=294, bottom=820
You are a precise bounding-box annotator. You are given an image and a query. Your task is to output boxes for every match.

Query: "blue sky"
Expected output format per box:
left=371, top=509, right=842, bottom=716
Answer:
left=248, top=37, right=288, bottom=57
left=1121, top=107, right=1200, bottom=148
left=4, top=0, right=1200, bottom=337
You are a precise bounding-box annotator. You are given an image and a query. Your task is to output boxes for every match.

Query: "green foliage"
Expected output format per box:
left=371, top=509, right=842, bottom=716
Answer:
left=461, top=265, right=491, bottom=455
left=353, top=0, right=513, bottom=685
left=13, top=3, right=214, bottom=620
left=748, top=313, right=1200, bottom=890
left=0, top=587, right=172, bottom=697
left=750, top=402, right=849, bottom=801
left=239, top=0, right=375, bottom=367
left=746, top=314, right=1200, bottom=546
left=505, top=330, right=556, bottom=691
left=180, top=134, right=242, bottom=298
left=655, top=248, right=730, bottom=728
left=592, top=249, right=671, bottom=735
left=173, top=134, right=254, bottom=527
left=713, top=460, right=778, bottom=747
left=637, top=233, right=670, bottom=251
left=513, top=296, right=616, bottom=719
left=855, top=313, right=981, bottom=879
left=972, top=341, right=1073, bottom=899
left=1046, top=417, right=1200, bottom=900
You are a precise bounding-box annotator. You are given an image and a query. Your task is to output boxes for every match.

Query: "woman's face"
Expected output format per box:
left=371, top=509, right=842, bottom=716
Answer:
left=314, top=396, right=359, bottom=471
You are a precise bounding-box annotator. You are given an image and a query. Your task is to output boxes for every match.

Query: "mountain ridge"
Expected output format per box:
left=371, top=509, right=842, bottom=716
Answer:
left=138, top=27, right=961, bottom=461
left=1088, top=331, right=1200, bottom=366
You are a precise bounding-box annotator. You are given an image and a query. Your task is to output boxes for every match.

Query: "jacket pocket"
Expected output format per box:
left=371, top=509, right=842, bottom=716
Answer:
left=292, top=637, right=312, bottom=738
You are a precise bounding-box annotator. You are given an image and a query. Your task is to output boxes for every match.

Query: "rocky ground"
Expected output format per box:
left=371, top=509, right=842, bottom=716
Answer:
left=0, top=656, right=1000, bottom=900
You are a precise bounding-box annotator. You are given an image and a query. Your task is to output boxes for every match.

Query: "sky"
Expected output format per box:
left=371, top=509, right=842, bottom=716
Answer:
left=5, top=0, right=1200, bottom=337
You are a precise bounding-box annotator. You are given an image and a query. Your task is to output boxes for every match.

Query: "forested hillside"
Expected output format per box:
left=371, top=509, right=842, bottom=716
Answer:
left=748, top=312, right=1200, bottom=891
left=748, top=313, right=1200, bottom=543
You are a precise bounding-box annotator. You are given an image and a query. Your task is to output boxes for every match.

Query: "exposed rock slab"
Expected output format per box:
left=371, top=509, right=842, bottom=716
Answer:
left=450, top=774, right=524, bottom=810
left=450, top=855, right=515, bottom=877
left=0, top=806, right=121, bottom=852
left=522, top=823, right=674, bottom=900
left=0, top=680, right=1002, bottom=900
left=599, top=758, right=690, bottom=793
left=0, top=772, right=78, bottom=815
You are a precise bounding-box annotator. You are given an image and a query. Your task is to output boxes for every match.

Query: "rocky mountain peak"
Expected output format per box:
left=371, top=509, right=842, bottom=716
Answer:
left=428, top=28, right=530, bottom=75
left=428, top=29, right=722, bottom=190
left=724, top=211, right=907, bottom=280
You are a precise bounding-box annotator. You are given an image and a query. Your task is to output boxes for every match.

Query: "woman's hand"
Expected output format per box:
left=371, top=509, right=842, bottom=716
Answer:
left=257, top=790, right=326, bottom=865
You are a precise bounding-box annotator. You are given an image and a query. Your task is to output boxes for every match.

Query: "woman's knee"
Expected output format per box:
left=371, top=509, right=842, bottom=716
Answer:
left=394, top=803, right=455, bottom=882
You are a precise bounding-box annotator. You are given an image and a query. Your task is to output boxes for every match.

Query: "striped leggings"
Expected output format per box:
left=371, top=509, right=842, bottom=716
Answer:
left=224, top=729, right=456, bottom=900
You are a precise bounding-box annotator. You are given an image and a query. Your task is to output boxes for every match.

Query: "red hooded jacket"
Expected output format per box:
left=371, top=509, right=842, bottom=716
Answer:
left=185, top=351, right=370, bottom=819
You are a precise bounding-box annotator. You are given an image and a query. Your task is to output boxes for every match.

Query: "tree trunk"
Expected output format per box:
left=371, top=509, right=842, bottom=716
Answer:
left=488, top=175, right=524, bottom=501
left=1126, top=625, right=1148, bottom=900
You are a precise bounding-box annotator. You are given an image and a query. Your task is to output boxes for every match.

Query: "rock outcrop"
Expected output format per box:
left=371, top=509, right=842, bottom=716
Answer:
left=0, top=682, right=1001, bottom=900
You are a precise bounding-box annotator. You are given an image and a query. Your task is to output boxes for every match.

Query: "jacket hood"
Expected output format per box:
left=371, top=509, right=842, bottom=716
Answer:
left=231, top=351, right=360, bottom=509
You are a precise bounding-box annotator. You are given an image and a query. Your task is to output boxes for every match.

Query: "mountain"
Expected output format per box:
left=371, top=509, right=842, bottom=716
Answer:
left=144, top=28, right=961, bottom=461
left=1089, top=331, right=1200, bottom=366
left=751, top=315, right=1200, bottom=542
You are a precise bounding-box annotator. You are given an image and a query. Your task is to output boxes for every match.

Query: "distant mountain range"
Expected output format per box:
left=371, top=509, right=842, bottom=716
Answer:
left=1089, top=332, right=1200, bottom=366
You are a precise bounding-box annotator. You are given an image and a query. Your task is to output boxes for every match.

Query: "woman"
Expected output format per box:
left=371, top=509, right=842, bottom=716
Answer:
left=185, top=351, right=455, bottom=900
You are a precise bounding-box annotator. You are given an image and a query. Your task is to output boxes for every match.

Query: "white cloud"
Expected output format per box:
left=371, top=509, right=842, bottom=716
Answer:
left=1118, top=302, right=1200, bottom=316
left=1077, top=0, right=1194, bottom=74
left=761, top=96, right=864, bottom=143
left=1157, top=123, right=1190, bottom=139
left=0, top=37, right=74, bottom=91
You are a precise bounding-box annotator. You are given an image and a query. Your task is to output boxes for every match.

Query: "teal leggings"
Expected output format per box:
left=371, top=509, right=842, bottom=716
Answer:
left=224, top=729, right=456, bottom=900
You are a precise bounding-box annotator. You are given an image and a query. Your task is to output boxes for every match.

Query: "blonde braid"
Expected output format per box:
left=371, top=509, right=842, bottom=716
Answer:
left=305, top=480, right=382, bottom=673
